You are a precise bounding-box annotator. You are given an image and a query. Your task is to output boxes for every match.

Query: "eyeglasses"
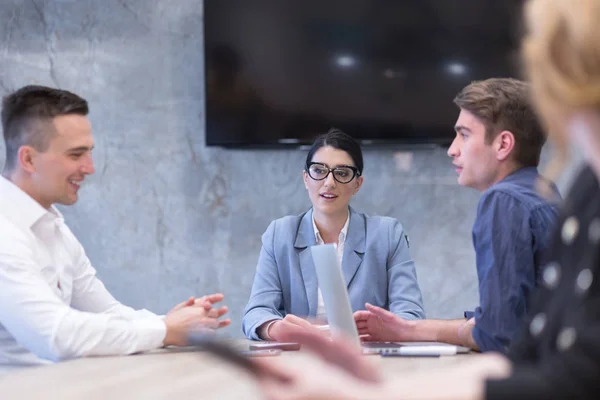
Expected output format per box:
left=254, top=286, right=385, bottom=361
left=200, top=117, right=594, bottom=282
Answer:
left=306, top=162, right=360, bottom=184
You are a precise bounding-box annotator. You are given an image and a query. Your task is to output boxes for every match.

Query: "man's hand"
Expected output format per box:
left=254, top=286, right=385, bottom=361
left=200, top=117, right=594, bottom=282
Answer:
left=169, top=296, right=196, bottom=312
left=194, top=293, right=226, bottom=309
left=169, top=293, right=226, bottom=313
left=163, top=294, right=230, bottom=346
left=354, top=303, right=416, bottom=342
left=254, top=328, right=383, bottom=400
left=458, top=317, right=479, bottom=350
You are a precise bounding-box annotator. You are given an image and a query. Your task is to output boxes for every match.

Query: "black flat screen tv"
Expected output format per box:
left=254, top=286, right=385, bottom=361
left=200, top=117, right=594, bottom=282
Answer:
left=204, top=0, right=524, bottom=148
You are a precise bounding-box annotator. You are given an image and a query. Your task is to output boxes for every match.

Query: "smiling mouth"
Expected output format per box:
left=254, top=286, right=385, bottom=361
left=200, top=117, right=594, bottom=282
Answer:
left=320, top=193, right=338, bottom=199
left=69, top=180, right=82, bottom=189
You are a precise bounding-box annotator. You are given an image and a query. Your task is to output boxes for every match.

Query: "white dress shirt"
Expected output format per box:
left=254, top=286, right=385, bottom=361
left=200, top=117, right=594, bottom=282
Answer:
left=0, top=176, right=166, bottom=374
left=313, top=213, right=349, bottom=320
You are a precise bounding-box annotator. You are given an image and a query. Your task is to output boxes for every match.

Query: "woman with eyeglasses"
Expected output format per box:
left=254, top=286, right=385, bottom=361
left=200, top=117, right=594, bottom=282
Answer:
left=242, top=128, right=425, bottom=341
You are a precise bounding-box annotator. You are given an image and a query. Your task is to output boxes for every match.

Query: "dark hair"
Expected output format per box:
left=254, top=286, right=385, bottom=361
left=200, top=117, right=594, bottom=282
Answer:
left=2, top=85, right=89, bottom=171
left=453, top=77, right=545, bottom=167
left=305, top=128, right=364, bottom=174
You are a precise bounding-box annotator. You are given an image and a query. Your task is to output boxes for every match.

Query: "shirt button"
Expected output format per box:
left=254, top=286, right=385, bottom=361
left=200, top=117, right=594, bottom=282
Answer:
left=543, top=262, right=561, bottom=289
left=575, top=269, right=594, bottom=294
left=589, top=218, right=600, bottom=244
left=557, top=327, right=577, bottom=351
left=561, top=217, right=579, bottom=245
left=529, top=313, right=547, bottom=336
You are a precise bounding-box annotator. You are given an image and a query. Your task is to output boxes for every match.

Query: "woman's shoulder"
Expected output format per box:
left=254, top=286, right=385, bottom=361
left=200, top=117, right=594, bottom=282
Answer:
left=354, top=210, right=406, bottom=235
left=263, top=210, right=311, bottom=239
left=356, top=210, right=403, bottom=225
left=269, top=210, right=309, bottom=226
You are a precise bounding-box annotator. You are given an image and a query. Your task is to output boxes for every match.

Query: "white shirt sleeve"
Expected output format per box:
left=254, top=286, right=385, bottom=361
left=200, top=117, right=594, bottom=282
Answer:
left=0, top=235, right=166, bottom=363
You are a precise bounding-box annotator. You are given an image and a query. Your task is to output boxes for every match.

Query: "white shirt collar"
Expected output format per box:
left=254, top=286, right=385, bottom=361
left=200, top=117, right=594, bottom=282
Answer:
left=0, top=175, right=63, bottom=230
left=312, top=210, right=350, bottom=244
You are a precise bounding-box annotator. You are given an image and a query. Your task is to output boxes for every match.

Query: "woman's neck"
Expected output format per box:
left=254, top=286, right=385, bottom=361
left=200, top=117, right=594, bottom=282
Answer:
left=313, top=208, right=349, bottom=244
left=567, top=112, right=600, bottom=182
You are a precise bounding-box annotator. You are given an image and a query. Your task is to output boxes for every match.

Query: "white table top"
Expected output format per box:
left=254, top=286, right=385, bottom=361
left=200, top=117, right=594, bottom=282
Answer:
left=0, top=340, right=478, bottom=399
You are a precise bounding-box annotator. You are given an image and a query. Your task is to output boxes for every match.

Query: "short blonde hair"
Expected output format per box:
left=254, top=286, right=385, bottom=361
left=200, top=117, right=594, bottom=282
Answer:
left=522, top=0, right=600, bottom=177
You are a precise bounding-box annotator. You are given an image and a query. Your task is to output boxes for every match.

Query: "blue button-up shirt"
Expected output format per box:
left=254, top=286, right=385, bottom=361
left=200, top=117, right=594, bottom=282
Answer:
left=466, top=167, right=561, bottom=353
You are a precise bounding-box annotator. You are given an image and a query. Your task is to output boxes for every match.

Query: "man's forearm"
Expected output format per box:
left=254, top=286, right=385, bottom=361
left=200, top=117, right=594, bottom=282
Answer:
left=409, top=319, right=479, bottom=350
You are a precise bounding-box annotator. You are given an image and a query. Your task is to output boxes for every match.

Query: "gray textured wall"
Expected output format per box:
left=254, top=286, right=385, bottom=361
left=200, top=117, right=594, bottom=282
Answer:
left=0, top=0, right=577, bottom=337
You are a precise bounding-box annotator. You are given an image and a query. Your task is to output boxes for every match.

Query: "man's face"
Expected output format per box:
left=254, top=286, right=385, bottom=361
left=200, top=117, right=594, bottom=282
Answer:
left=447, top=109, right=499, bottom=191
left=29, top=114, right=95, bottom=208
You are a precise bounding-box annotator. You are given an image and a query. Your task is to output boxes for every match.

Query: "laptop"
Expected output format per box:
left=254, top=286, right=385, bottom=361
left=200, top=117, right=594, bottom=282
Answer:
left=310, top=243, right=470, bottom=355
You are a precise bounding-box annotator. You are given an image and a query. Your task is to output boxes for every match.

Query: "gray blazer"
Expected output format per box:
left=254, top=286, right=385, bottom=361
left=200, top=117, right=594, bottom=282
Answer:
left=242, top=207, right=425, bottom=340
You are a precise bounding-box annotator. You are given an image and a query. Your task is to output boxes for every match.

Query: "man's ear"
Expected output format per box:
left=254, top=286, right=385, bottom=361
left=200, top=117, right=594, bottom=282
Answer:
left=18, top=145, right=37, bottom=173
left=495, top=130, right=516, bottom=162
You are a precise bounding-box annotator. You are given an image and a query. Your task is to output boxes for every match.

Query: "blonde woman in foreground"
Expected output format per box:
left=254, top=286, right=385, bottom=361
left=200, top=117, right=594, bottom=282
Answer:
left=250, top=0, right=600, bottom=399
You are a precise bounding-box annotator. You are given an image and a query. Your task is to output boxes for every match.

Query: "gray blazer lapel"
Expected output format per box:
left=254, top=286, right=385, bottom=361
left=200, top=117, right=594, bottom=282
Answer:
left=294, top=209, right=318, bottom=316
left=341, top=207, right=366, bottom=287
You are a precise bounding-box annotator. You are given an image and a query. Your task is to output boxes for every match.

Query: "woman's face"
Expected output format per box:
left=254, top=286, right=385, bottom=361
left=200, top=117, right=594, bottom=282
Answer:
left=303, top=146, right=363, bottom=217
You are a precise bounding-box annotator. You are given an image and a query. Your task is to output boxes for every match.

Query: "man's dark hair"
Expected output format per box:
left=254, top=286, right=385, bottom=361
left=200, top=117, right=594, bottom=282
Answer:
left=2, top=85, right=89, bottom=171
left=453, top=78, right=546, bottom=167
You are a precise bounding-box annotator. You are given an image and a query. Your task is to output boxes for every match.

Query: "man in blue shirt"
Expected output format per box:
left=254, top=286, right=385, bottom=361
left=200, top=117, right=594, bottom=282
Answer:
left=354, top=78, right=561, bottom=352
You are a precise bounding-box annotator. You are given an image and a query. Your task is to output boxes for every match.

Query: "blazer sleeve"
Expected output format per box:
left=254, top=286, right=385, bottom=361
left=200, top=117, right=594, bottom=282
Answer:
left=387, top=219, right=426, bottom=320
left=242, top=220, right=285, bottom=340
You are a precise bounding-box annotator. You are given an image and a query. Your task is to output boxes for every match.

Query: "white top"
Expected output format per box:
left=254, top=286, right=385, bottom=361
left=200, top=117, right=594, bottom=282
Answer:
left=0, top=176, right=166, bottom=374
left=312, top=212, right=349, bottom=320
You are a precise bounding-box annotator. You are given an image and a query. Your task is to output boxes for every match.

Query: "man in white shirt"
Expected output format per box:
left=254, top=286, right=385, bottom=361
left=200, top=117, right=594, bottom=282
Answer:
left=0, top=85, right=230, bottom=374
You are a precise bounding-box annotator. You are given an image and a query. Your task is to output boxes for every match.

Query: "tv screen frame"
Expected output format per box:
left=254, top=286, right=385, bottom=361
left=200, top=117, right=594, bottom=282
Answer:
left=203, top=0, right=524, bottom=149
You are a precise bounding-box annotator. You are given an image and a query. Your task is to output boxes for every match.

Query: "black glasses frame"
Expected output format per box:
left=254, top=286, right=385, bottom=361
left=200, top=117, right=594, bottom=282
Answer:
left=306, top=162, right=361, bottom=184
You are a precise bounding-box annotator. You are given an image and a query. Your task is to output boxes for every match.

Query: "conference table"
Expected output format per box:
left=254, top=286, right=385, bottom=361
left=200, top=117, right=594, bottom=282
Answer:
left=0, top=340, right=478, bottom=399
